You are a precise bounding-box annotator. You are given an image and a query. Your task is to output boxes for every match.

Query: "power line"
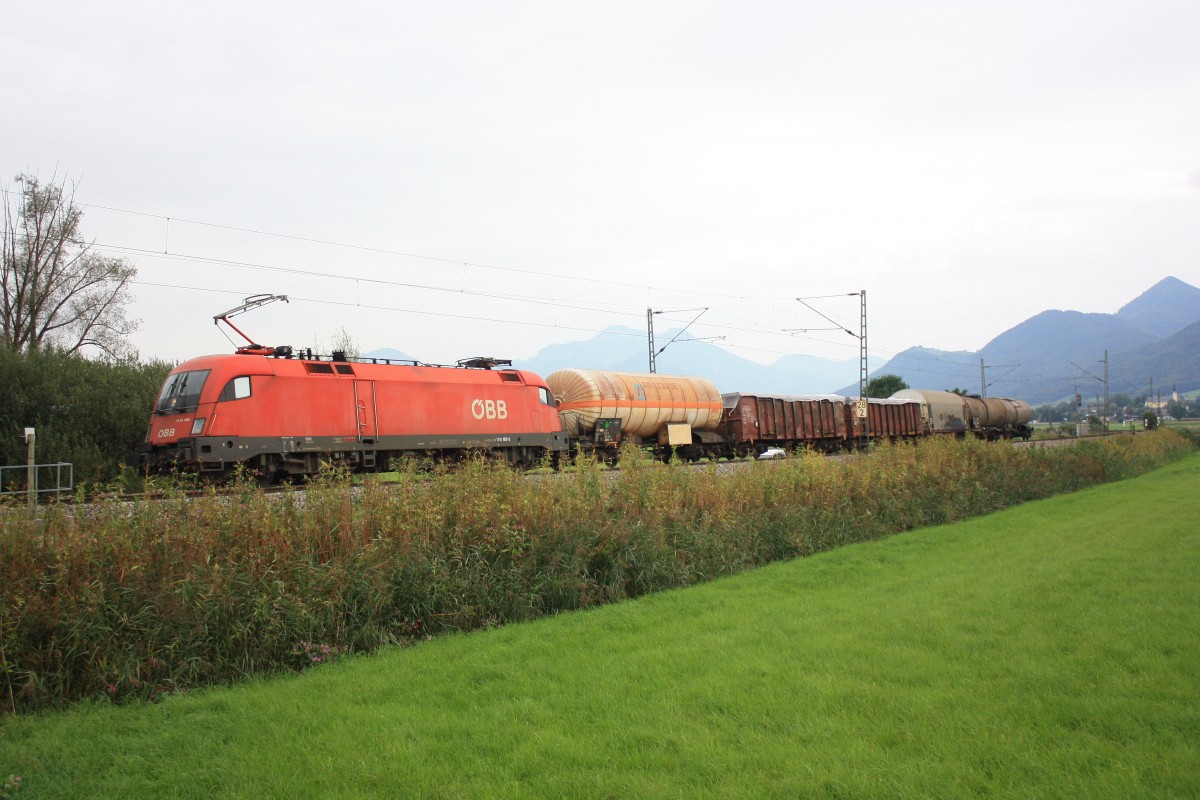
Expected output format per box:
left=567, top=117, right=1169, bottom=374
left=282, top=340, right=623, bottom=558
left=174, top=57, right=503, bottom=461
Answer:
left=112, top=244, right=893, bottom=354
left=103, top=243, right=651, bottom=319
left=131, top=279, right=896, bottom=366
left=7, top=190, right=1007, bottom=369
left=131, top=280, right=647, bottom=343
left=77, top=198, right=804, bottom=303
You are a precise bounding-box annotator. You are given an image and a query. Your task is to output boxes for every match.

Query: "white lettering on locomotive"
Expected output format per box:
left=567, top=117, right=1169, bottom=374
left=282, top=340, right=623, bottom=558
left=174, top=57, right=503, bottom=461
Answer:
left=157, top=428, right=176, bottom=439
left=470, top=399, right=508, bottom=420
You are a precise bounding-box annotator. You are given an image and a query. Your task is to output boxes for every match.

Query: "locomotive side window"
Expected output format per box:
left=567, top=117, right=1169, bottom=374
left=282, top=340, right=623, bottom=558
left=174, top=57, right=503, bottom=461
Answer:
left=539, top=387, right=554, bottom=406
left=218, top=376, right=252, bottom=402
left=155, top=369, right=211, bottom=414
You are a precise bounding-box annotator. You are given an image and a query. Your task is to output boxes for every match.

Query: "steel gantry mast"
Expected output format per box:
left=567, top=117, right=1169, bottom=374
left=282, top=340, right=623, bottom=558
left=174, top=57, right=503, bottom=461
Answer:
left=794, top=290, right=868, bottom=449
left=858, top=290, right=868, bottom=450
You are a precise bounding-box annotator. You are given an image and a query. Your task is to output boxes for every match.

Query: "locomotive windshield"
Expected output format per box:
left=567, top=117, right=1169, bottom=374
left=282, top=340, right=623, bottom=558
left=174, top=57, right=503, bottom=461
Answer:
left=155, top=369, right=211, bottom=414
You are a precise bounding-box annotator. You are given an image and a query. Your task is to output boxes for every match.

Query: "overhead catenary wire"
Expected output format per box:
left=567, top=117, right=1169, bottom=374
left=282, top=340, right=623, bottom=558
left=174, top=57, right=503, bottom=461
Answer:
left=135, top=278, right=992, bottom=379
left=10, top=190, right=1000, bottom=369
left=74, top=198, right=796, bottom=301
left=112, top=245, right=876, bottom=354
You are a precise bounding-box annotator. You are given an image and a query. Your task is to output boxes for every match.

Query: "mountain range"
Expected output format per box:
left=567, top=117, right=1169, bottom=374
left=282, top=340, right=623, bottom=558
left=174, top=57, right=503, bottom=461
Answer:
left=839, top=276, right=1200, bottom=404
left=367, top=276, right=1200, bottom=406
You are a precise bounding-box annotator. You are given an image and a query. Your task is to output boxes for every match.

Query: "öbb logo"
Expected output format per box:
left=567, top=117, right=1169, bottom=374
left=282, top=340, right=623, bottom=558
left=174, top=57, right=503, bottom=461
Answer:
left=471, top=399, right=508, bottom=420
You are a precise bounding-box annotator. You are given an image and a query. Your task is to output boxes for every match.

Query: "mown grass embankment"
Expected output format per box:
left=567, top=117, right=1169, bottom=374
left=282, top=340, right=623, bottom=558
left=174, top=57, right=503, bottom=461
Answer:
left=0, top=431, right=1195, bottom=715
left=1, top=449, right=1197, bottom=798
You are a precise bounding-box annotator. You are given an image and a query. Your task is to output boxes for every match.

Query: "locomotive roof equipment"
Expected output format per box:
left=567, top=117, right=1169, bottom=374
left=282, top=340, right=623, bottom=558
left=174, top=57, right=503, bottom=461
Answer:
left=213, top=294, right=290, bottom=356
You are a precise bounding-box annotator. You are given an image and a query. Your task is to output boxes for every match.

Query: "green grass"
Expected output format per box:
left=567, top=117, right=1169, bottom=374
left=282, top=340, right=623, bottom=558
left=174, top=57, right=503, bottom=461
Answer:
left=2, top=454, right=1198, bottom=798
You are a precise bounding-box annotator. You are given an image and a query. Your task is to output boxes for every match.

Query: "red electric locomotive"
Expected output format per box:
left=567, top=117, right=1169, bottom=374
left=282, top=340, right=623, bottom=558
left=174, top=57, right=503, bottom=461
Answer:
left=133, top=351, right=567, bottom=481
left=133, top=295, right=566, bottom=481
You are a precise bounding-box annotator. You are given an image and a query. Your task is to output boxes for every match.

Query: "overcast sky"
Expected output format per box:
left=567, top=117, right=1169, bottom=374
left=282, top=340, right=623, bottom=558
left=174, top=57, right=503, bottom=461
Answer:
left=5, top=0, right=1199, bottom=373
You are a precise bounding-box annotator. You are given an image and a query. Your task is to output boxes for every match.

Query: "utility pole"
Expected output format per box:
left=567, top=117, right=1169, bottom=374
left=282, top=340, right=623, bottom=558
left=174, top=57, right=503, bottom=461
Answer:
left=24, top=427, right=36, bottom=514
left=646, top=307, right=714, bottom=374
left=793, top=291, right=867, bottom=448
left=1072, top=354, right=1110, bottom=433
left=859, top=290, right=869, bottom=450
left=646, top=308, right=657, bottom=374
left=980, top=360, right=1019, bottom=399
left=1102, top=350, right=1109, bottom=434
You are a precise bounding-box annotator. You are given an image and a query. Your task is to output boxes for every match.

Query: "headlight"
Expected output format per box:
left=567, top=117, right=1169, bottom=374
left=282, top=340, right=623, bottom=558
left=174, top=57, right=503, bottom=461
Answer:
left=191, top=418, right=206, bottom=435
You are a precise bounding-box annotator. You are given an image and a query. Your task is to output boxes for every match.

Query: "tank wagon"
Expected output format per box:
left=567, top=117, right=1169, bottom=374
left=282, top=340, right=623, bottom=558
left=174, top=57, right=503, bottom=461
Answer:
left=890, top=389, right=1033, bottom=441
left=133, top=351, right=567, bottom=482
left=546, top=368, right=724, bottom=461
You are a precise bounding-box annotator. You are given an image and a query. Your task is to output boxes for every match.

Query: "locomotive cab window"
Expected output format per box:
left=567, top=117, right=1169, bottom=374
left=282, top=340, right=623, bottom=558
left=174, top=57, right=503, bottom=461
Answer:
left=539, top=387, right=554, bottom=406
left=218, top=376, right=252, bottom=402
left=155, top=369, right=211, bottom=414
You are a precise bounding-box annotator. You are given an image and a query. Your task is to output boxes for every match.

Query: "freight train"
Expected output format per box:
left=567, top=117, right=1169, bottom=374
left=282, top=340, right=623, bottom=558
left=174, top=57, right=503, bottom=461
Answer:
left=133, top=349, right=1033, bottom=482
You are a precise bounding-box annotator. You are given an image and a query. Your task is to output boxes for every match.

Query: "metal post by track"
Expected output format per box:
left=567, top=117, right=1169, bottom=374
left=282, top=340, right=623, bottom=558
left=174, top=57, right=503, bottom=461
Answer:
left=24, top=427, right=36, bottom=514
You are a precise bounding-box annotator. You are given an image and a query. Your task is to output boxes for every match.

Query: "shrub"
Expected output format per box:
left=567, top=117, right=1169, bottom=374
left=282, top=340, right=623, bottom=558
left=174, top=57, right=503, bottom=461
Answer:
left=1, top=430, right=1194, bottom=712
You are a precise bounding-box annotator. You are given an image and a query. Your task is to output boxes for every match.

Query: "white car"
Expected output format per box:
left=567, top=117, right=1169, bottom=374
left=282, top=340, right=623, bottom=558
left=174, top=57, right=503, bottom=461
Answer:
left=756, top=447, right=787, bottom=460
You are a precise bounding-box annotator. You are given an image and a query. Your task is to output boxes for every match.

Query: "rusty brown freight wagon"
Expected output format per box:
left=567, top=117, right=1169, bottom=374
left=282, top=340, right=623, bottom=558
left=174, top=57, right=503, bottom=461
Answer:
left=721, top=394, right=854, bottom=454
left=855, top=397, right=923, bottom=441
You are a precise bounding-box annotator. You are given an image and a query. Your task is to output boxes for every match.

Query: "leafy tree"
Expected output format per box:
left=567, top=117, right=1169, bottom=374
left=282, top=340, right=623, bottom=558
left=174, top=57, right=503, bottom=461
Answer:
left=946, top=387, right=969, bottom=396
left=0, top=348, right=170, bottom=485
left=1108, top=392, right=1133, bottom=416
left=1035, top=403, right=1061, bottom=423
left=866, top=373, right=908, bottom=398
left=2, top=173, right=138, bottom=359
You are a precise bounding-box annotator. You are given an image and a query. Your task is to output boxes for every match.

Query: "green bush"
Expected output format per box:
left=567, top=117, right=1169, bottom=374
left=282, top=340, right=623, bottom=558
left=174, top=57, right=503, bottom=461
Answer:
left=0, top=349, right=171, bottom=487
left=1, top=431, right=1194, bottom=713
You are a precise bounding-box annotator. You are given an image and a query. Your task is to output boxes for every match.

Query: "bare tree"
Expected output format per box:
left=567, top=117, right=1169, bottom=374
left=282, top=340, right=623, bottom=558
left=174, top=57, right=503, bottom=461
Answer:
left=2, top=173, right=139, bottom=359
left=329, top=325, right=361, bottom=359
left=311, top=325, right=362, bottom=359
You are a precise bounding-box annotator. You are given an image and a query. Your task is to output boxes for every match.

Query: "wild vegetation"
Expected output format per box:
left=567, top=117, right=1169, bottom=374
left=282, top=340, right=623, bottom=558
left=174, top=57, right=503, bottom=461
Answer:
left=2, top=450, right=1197, bottom=798
left=0, top=348, right=170, bottom=487
left=1, top=430, right=1194, bottom=714
left=1, top=174, right=139, bottom=360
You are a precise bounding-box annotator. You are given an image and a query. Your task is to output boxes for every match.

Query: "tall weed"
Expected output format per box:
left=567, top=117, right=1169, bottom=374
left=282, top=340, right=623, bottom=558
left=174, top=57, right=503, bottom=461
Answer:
left=1, top=430, right=1193, bottom=712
